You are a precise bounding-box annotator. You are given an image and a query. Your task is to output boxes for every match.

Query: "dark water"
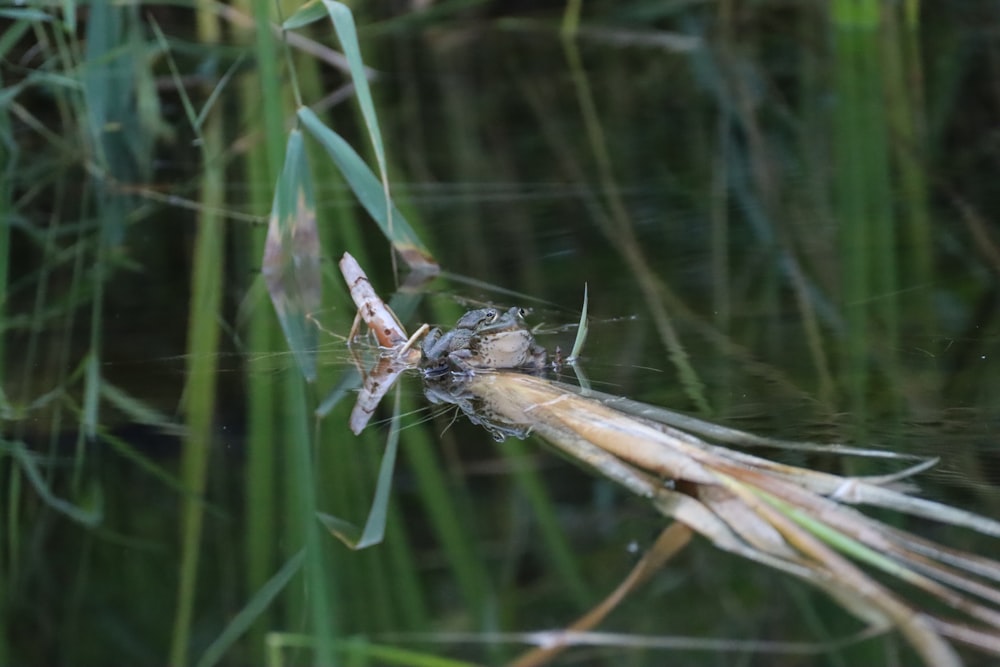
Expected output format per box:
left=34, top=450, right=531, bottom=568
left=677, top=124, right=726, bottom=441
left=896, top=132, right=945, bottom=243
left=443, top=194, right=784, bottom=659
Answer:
left=5, top=4, right=1000, bottom=666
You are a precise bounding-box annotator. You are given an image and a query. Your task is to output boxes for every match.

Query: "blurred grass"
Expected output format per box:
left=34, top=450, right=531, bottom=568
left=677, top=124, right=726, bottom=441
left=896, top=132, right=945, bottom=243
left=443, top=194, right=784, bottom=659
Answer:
left=4, top=1, right=1000, bottom=666
left=169, top=1, right=226, bottom=663
left=832, top=1, right=897, bottom=427
left=1, top=49, right=11, bottom=667
left=233, top=0, right=284, bottom=656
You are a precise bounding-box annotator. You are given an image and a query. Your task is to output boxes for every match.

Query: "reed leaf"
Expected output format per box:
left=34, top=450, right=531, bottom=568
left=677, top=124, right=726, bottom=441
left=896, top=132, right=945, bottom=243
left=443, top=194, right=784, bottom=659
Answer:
left=3, top=438, right=102, bottom=526
left=195, top=551, right=306, bottom=667
left=317, top=389, right=401, bottom=549
left=285, top=0, right=436, bottom=270
left=262, top=129, right=321, bottom=382
left=298, top=107, right=435, bottom=269
left=567, top=282, right=588, bottom=361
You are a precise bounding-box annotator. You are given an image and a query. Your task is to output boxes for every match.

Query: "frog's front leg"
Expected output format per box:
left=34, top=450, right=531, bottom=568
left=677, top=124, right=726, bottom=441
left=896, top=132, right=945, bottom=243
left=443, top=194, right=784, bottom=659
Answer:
left=421, top=327, right=446, bottom=360
left=527, top=342, right=548, bottom=370
left=446, top=348, right=477, bottom=375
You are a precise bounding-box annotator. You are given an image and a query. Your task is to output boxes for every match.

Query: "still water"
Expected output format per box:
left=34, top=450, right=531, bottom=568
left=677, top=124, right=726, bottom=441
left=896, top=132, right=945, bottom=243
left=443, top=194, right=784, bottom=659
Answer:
left=4, top=4, right=1000, bottom=666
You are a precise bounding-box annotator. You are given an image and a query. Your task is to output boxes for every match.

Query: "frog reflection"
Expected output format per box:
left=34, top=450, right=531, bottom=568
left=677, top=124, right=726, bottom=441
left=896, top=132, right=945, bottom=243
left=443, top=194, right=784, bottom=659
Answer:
left=422, top=373, right=532, bottom=442
left=421, top=306, right=547, bottom=375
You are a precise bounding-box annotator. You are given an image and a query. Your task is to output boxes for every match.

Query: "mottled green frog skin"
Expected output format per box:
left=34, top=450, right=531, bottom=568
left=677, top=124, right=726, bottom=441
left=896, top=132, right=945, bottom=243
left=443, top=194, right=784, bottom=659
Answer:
left=421, top=307, right=546, bottom=373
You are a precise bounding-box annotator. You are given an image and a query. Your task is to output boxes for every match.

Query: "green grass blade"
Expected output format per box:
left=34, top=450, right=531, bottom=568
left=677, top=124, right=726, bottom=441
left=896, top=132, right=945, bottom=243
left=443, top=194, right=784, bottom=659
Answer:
left=148, top=18, right=202, bottom=142
left=3, top=438, right=102, bottom=526
left=0, top=9, right=51, bottom=21
left=501, top=436, right=591, bottom=605
left=266, top=634, right=479, bottom=667
left=195, top=550, right=305, bottom=667
left=285, top=374, right=338, bottom=664
left=59, top=0, right=76, bottom=31
left=0, top=18, right=35, bottom=62
left=400, top=421, right=494, bottom=625
left=99, top=381, right=185, bottom=434
left=235, top=0, right=286, bottom=651
left=568, top=282, right=589, bottom=360
left=287, top=1, right=435, bottom=269
left=262, top=129, right=321, bottom=382
left=97, top=428, right=217, bottom=509
left=317, top=389, right=401, bottom=549
left=321, top=2, right=386, bottom=178
left=82, top=352, right=100, bottom=439
left=297, top=108, right=435, bottom=269
left=170, top=71, right=226, bottom=666
left=282, top=1, right=327, bottom=30
left=320, top=0, right=402, bottom=265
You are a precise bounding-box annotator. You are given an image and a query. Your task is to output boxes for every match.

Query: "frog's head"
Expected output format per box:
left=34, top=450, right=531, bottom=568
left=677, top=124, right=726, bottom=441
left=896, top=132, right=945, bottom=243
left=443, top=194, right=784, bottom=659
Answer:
left=474, top=307, right=528, bottom=336
left=453, top=307, right=497, bottom=331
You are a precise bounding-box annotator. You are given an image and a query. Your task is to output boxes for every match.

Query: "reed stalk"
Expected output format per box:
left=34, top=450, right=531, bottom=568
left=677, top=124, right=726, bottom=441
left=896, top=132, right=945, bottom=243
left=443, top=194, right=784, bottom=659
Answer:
left=234, top=0, right=286, bottom=653
left=831, top=0, right=900, bottom=425
left=169, top=3, right=226, bottom=663
left=0, top=60, right=11, bottom=667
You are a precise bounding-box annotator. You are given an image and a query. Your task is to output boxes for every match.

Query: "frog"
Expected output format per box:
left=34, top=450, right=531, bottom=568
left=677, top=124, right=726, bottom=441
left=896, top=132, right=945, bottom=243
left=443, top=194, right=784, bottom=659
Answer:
left=421, top=306, right=547, bottom=375
left=421, top=308, right=496, bottom=368
left=463, top=307, right=547, bottom=370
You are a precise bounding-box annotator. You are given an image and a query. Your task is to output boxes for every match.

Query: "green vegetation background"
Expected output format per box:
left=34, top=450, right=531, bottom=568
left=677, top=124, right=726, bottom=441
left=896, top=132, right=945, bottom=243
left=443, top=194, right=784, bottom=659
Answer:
left=3, top=1, right=1000, bottom=665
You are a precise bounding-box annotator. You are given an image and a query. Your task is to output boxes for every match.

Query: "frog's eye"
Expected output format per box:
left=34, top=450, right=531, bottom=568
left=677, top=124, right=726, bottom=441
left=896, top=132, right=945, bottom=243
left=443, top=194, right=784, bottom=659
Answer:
left=485, top=309, right=498, bottom=321
left=517, top=308, right=529, bottom=318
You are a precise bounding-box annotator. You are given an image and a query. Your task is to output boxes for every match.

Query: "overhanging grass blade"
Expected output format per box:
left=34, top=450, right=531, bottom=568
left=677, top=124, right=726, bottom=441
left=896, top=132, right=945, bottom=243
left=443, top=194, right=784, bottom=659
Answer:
left=282, top=0, right=327, bottom=30
left=0, top=18, right=35, bottom=63
left=5, top=438, right=102, bottom=526
left=82, top=352, right=100, bottom=439
left=98, top=428, right=221, bottom=512
left=568, top=282, right=588, bottom=361
left=262, top=129, right=321, bottom=382
left=321, top=2, right=385, bottom=177
left=195, top=550, right=305, bottom=667
left=318, top=388, right=401, bottom=549
left=100, top=381, right=185, bottom=435
left=298, top=107, right=435, bottom=268
left=0, top=8, right=52, bottom=20
left=315, top=365, right=360, bottom=418
left=266, top=634, right=479, bottom=667
left=322, top=0, right=395, bottom=256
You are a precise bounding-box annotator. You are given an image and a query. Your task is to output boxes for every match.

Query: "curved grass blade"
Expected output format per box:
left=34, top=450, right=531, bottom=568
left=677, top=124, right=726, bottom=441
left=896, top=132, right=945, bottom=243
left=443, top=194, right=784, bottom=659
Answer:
left=567, top=282, right=589, bottom=361
left=195, top=550, right=305, bottom=667
left=262, top=129, right=321, bottom=382
left=320, top=3, right=385, bottom=176
left=510, top=522, right=693, bottom=667
left=82, top=351, right=100, bottom=439
left=320, top=2, right=403, bottom=266
left=4, top=438, right=102, bottom=526
left=100, top=380, right=185, bottom=435
left=298, top=107, right=435, bottom=270
left=286, top=1, right=436, bottom=270
left=266, top=633, right=479, bottom=667
left=282, top=0, right=327, bottom=30
left=317, top=389, right=401, bottom=549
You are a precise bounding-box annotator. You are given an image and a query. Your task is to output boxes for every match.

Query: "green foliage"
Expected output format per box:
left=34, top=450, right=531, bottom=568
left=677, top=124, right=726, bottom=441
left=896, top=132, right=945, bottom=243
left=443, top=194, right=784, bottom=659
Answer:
left=6, top=1, right=1000, bottom=666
